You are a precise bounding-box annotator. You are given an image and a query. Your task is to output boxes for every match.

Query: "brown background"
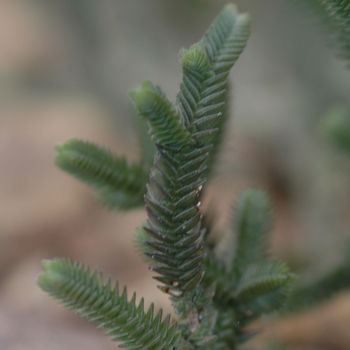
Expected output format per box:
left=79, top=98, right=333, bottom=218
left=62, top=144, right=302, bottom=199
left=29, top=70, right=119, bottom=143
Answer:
left=0, top=1, right=350, bottom=349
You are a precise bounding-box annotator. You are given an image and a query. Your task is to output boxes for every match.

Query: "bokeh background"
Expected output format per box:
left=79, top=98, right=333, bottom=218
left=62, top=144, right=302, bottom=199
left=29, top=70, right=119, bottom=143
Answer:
left=0, top=0, right=350, bottom=349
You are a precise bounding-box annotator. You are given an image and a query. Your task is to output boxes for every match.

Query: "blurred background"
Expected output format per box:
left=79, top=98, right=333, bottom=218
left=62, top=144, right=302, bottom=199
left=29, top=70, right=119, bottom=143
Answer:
left=0, top=0, right=349, bottom=349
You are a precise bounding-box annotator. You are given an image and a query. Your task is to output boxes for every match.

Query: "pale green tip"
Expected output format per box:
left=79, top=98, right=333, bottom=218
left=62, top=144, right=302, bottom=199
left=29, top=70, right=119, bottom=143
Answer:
left=37, top=259, right=66, bottom=293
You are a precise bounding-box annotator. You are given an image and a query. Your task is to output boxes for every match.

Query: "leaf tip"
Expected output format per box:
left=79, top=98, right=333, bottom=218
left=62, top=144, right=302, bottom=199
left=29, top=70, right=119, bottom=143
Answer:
left=37, top=258, right=67, bottom=294
left=178, top=43, right=210, bottom=72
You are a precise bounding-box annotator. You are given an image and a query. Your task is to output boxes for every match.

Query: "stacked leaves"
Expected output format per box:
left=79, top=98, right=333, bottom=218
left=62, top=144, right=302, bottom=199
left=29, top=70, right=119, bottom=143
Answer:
left=202, top=189, right=294, bottom=348
left=38, top=259, right=189, bottom=349
left=131, top=5, right=251, bottom=298
left=38, top=4, right=294, bottom=349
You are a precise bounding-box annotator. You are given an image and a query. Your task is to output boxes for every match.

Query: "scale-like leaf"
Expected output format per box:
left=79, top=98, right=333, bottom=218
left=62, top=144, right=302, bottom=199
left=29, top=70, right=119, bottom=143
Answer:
left=231, top=188, right=273, bottom=279
left=38, top=258, right=190, bottom=350
left=203, top=82, right=231, bottom=180
left=176, top=4, right=251, bottom=139
left=55, top=139, right=148, bottom=209
left=202, top=251, right=234, bottom=303
left=177, top=43, right=214, bottom=129
left=201, top=4, right=251, bottom=73
left=38, top=5, right=286, bottom=350
left=130, top=9, right=251, bottom=339
left=235, top=259, right=294, bottom=315
left=135, top=116, right=157, bottom=169
left=207, top=310, right=237, bottom=350
left=130, top=80, right=195, bottom=149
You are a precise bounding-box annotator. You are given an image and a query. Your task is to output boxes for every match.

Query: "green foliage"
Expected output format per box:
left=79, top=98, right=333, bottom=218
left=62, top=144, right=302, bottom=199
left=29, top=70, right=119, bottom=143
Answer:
left=55, top=139, right=149, bottom=209
left=234, top=259, right=293, bottom=315
left=130, top=80, right=195, bottom=149
left=127, top=7, right=254, bottom=345
left=35, top=3, right=333, bottom=349
left=202, top=189, right=294, bottom=342
left=135, top=116, right=157, bottom=169
left=177, top=4, right=250, bottom=132
left=38, top=258, right=190, bottom=350
left=130, top=4, right=252, bottom=307
left=231, top=188, right=273, bottom=277
left=319, top=0, right=350, bottom=61
left=285, top=0, right=350, bottom=324
left=219, top=189, right=295, bottom=319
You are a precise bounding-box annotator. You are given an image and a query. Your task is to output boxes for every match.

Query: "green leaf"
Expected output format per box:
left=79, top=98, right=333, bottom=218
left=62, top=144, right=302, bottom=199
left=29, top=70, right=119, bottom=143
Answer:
left=135, top=6, right=251, bottom=325
left=176, top=4, right=251, bottom=139
left=129, top=80, right=195, bottom=149
left=135, top=116, right=157, bottom=168
left=231, top=188, right=273, bottom=279
left=203, top=82, right=231, bottom=180
left=38, top=258, right=190, bottom=350
left=201, top=4, right=251, bottom=73
left=202, top=251, right=234, bottom=303
left=208, top=310, right=237, bottom=349
left=133, top=224, right=155, bottom=265
left=235, top=259, right=295, bottom=315
left=55, top=139, right=148, bottom=209
left=177, top=42, right=214, bottom=130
